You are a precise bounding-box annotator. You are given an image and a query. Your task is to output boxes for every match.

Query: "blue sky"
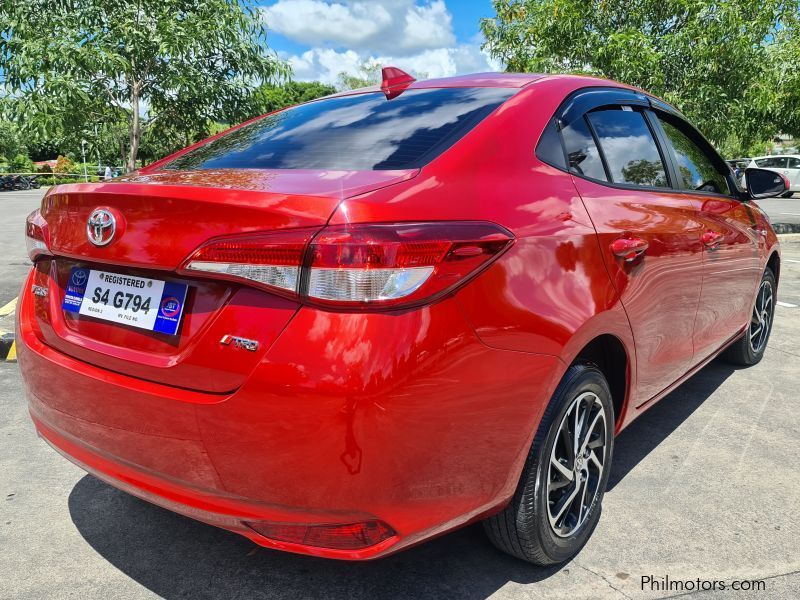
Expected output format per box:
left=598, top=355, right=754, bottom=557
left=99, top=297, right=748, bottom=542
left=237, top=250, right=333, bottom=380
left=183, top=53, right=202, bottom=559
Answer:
left=258, top=1, right=500, bottom=84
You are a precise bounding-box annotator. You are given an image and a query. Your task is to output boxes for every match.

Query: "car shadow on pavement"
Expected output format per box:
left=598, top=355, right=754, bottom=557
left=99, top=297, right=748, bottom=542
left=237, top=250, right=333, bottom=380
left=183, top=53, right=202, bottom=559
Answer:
left=68, top=475, right=562, bottom=600
left=67, top=359, right=737, bottom=599
left=607, top=359, right=738, bottom=490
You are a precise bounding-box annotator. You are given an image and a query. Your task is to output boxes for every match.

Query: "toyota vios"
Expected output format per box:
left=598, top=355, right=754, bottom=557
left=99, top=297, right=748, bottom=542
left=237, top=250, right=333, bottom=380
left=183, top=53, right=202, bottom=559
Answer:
left=18, top=69, right=783, bottom=565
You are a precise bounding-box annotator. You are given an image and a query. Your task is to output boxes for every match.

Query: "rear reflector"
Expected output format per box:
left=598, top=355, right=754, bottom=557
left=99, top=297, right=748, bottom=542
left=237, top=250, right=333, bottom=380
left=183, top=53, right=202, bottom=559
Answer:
left=183, top=222, right=513, bottom=309
left=25, top=209, right=51, bottom=261
left=245, top=520, right=395, bottom=550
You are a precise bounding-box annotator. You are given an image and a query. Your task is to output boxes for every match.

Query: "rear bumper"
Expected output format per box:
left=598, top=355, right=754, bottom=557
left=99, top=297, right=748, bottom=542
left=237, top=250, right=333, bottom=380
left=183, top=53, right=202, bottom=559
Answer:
left=17, top=269, right=563, bottom=559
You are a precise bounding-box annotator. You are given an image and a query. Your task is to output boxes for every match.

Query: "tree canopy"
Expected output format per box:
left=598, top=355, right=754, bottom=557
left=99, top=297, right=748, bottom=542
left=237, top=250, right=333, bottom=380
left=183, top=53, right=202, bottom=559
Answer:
left=0, top=0, right=287, bottom=171
left=482, top=0, right=800, bottom=156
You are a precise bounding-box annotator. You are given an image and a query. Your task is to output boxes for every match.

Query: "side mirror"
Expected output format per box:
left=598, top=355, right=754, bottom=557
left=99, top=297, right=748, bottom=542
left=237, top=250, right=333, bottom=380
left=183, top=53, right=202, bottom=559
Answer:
left=744, top=168, right=788, bottom=199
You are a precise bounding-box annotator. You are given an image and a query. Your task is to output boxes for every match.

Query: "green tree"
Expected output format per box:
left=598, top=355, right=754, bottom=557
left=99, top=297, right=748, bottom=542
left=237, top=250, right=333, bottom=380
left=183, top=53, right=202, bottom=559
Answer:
left=0, top=121, right=26, bottom=160
left=337, top=60, right=383, bottom=91
left=10, top=153, right=35, bottom=173
left=1, top=0, right=287, bottom=172
left=249, top=81, right=337, bottom=115
left=482, top=0, right=800, bottom=152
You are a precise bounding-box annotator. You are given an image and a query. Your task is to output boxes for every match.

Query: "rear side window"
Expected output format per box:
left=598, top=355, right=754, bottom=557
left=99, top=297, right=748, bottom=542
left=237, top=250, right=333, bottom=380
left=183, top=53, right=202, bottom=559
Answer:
left=163, top=87, right=516, bottom=171
left=658, top=118, right=730, bottom=195
left=587, top=109, right=669, bottom=188
left=561, top=117, right=607, bottom=181
left=756, top=157, right=787, bottom=168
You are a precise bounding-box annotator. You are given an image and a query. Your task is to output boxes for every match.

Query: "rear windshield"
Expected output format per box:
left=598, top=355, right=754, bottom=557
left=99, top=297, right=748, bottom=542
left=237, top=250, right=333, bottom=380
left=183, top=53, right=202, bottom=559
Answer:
left=163, top=87, right=516, bottom=171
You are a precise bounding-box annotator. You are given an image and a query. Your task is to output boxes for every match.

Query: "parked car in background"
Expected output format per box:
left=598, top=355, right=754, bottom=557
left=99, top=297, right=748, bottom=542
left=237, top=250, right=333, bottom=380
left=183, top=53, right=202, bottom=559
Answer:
left=18, top=70, right=786, bottom=566
left=747, top=155, right=800, bottom=197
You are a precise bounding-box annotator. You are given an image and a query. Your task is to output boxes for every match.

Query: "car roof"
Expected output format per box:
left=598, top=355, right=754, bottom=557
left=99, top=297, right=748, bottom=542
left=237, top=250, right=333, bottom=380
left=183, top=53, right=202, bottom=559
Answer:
left=751, top=155, right=800, bottom=159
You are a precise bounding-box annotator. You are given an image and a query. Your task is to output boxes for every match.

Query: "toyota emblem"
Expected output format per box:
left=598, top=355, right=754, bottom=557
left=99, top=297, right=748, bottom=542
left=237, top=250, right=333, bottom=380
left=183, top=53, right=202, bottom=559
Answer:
left=87, top=209, right=116, bottom=246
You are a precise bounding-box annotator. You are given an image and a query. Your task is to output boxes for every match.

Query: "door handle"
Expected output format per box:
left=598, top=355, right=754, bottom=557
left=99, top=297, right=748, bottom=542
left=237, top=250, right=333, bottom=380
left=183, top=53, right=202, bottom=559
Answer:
left=702, top=231, right=723, bottom=247
left=610, top=237, right=648, bottom=262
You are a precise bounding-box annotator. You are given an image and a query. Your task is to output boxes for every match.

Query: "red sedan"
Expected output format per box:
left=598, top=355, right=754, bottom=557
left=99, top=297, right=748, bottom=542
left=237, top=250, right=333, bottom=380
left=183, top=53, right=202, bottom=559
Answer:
left=18, top=69, right=783, bottom=565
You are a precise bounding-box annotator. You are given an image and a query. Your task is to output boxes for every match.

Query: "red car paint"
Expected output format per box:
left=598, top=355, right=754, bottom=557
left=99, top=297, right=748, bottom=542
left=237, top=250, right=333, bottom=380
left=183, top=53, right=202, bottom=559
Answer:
left=17, top=72, right=779, bottom=560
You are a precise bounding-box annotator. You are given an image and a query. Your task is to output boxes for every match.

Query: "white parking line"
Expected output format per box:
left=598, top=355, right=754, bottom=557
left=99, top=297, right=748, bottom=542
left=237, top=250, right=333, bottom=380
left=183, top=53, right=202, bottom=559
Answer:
left=778, top=213, right=800, bottom=216
left=786, top=259, right=800, bottom=264
left=777, top=301, right=798, bottom=308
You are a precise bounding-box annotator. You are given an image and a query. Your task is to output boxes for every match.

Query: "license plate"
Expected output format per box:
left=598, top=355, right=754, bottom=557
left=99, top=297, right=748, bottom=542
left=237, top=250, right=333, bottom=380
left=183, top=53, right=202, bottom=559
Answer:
left=62, top=267, right=188, bottom=336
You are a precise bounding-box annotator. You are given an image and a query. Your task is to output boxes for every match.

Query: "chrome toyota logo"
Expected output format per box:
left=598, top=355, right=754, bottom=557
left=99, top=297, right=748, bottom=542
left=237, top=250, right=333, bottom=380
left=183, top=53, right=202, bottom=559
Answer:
left=86, top=209, right=116, bottom=246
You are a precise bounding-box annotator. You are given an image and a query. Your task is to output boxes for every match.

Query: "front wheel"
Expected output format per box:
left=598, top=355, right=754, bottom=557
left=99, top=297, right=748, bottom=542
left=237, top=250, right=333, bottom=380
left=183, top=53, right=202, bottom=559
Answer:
left=483, top=364, right=614, bottom=565
left=723, top=267, right=776, bottom=366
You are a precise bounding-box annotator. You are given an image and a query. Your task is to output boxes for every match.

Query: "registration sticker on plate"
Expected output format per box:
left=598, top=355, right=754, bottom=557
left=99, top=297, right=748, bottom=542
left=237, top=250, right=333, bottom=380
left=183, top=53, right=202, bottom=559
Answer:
left=62, top=267, right=188, bottom=335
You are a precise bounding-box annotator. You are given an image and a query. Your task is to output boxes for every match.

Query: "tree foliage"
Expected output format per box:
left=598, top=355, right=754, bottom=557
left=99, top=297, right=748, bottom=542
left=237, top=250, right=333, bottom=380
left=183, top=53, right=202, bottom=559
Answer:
left=482, top=0, right=800, bottom=156
left=0, top=121, right=26, bottom=161
left=0, top=0, right=287, bottom=171
left=337, top=60, right=383, bottom=91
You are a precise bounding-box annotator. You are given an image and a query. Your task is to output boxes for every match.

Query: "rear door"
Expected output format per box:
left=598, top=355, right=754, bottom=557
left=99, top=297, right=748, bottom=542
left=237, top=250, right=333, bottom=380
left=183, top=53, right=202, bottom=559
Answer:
left=652, top=113, right=761, bottom=363
left=561, top=99, right=704, bottom=403
left=786, top=157, right=800, bottom=191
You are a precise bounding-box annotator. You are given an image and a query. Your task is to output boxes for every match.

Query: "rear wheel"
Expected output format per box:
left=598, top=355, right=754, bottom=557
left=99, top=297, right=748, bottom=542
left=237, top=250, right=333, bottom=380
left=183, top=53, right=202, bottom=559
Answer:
left=780, top=191, right=793, bottom=198
left=723, top=267, right=776, bottom=366
left=483, top=364, right=614, bottom=565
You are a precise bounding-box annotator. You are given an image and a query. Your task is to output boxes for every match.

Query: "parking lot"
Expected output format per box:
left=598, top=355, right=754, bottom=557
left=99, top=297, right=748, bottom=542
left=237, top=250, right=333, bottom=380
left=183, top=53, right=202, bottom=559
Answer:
left=2, top=188, right=799, bottom=599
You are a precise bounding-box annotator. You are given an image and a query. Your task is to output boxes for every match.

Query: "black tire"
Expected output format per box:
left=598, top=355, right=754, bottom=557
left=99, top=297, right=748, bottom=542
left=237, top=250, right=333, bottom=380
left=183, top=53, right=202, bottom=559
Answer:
left=780, top=191, right=793, bottom=198
left=483, top=364, right=614, bottom=565
left=723, top=267, right=776, bottom=366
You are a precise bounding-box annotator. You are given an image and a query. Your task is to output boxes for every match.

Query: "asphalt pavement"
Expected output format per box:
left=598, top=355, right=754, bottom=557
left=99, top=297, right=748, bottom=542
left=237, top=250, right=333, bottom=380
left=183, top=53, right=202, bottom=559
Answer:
left=1, top=188, right=799, bottom=599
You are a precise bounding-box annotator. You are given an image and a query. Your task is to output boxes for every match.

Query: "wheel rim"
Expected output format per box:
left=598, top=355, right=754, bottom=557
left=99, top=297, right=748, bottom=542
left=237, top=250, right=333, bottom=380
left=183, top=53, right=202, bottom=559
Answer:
left=749, top=279, right=773, bottom=354
left=546, top=391, right=607, bottom=538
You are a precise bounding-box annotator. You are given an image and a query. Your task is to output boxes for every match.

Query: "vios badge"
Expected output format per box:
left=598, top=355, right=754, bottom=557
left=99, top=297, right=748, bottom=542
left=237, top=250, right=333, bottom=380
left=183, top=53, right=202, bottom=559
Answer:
left=86, top=209, right=116, bottom=246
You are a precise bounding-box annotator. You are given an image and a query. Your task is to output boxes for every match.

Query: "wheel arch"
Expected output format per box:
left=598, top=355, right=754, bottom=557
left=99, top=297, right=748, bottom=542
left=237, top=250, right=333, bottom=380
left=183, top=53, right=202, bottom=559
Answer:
left=556, top=309, right=636, bottom=433
left=767, top=250, right=780, bottom=286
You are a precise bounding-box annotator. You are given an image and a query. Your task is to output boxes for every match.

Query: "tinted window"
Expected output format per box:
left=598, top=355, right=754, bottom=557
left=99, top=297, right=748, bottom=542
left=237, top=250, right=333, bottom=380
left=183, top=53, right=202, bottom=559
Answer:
left=164, top=88, right=516, bottom=171
left=561, top=117, right=607, bottom=180
left=756, top=157, right=787, bottom=168
left=536, top=119, right=567, bottom=169
left=587, top=109, right=668, bottom=187
left=788, top=157, right=800, bottom=169
left=658, top=118, right=730, bottom=195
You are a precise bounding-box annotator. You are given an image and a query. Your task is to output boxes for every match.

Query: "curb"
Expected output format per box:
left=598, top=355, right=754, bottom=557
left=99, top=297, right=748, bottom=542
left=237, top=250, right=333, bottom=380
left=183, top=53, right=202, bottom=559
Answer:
left=773, top=223, right=800, bottom=235
left=0, top=331, right=15, bottom=362
left=0, top=297, right=17, bottom=362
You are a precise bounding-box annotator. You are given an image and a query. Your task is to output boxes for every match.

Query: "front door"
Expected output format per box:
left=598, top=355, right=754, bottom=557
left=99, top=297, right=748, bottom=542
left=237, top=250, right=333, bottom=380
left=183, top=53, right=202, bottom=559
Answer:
left=652, top=114, right=761, bottom=362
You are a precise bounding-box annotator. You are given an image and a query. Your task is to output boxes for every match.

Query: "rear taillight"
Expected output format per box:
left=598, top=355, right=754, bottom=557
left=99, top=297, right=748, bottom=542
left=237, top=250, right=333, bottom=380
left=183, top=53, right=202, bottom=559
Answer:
left=183, top=222, right=513, bottom=309
left=25, top=209, right=51, bottom=261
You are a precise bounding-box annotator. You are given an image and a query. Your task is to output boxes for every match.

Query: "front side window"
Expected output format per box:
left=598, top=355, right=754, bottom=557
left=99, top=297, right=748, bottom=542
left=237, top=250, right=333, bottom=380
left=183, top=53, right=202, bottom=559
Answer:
left=658, top=118, right=730, bottom=195
left=560, top=117, right=607, bottom=181
left=163, top=87, right=516, bottom=171
left=787, top=157, right=800, bottom=169
left=587, top=109, right=669, bottom=188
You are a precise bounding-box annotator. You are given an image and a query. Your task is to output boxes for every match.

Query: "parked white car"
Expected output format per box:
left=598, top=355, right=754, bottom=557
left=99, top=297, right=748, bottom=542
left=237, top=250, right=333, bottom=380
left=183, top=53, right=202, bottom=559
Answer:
left=747, top=155, right=800, bottom=197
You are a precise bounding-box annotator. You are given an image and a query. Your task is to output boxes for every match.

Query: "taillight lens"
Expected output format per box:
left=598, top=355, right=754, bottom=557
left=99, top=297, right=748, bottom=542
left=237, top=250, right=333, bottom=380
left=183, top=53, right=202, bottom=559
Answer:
left=183, top=222, right=513, bottom=309
left=25, top=209, right=51, bottom=261
left=185, top=228, right=319, bottom=296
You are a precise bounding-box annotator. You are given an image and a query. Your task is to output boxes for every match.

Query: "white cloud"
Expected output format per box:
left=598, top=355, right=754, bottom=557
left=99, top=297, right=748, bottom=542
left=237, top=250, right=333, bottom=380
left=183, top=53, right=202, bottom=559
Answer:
left=264, top=0, right=393, bottom=49
left=280, top=45, right=496, bottom=85
left=263, top=0, right=499, bottom=85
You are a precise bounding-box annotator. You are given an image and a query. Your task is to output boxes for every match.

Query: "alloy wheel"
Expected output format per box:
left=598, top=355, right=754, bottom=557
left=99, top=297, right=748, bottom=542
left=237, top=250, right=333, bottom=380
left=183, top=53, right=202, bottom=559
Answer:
left=547, top=391, right=607, bottom=537
left=749, top=280, right=773, bottom=354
